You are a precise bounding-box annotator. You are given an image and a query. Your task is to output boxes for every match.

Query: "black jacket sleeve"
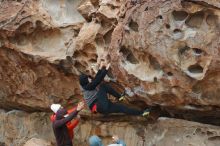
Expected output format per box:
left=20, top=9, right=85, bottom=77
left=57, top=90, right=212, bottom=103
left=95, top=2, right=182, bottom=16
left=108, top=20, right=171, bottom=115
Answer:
left=53, top=110, right=79, bottom=128
left=83, top=68, right=108, bottom=90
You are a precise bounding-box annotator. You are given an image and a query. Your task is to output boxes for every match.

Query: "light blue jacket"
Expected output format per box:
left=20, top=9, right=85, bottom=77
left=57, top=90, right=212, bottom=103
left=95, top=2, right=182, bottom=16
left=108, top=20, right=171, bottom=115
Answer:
left=89, top=135, right=126, bottom=146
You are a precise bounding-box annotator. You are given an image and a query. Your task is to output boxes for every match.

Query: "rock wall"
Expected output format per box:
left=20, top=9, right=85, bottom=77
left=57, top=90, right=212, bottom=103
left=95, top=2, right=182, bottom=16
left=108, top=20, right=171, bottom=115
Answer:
left=1, top=109, right=220, bottom=146
left=0, top=110, right=53, bottom=146
left=0, top=0, right=220, bottom=145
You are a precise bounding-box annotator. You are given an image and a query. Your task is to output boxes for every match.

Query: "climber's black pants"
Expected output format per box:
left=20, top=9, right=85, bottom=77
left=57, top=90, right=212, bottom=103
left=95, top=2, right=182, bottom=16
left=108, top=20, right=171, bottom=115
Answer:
left=96, top=83, right=142, bottom=115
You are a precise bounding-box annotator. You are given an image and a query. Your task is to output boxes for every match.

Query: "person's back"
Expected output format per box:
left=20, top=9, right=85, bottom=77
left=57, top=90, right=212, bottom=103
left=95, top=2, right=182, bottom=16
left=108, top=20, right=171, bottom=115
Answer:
left=50, top=106, right=79, bottom=140
left=53, top=109, right=73, bottom=146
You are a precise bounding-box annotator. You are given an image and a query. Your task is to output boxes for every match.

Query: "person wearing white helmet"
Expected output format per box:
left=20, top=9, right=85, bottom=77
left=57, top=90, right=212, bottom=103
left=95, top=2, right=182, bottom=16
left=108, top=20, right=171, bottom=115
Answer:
left=51, top=104, right=62, bottom=113
left=50, top=102, right=84, bottom=146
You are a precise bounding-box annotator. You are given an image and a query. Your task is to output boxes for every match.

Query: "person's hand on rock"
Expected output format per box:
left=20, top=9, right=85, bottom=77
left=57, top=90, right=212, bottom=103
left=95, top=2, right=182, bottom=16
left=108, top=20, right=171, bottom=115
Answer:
left=99, top=60, right=106, bottom=69
left=76, top=102, right=84, bottom=111
left=91, top=64, right=98, bottom=73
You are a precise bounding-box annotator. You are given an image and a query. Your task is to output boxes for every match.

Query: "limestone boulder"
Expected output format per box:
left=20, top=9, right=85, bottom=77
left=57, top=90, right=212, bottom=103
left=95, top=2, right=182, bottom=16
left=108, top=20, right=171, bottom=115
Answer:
left=0, top=0, right=220, bottom=145
left=109, top=0, right=220, bottom=113
left=23, top=138, right=52, bottom=146
left=0, top=110, right=54, bottom=146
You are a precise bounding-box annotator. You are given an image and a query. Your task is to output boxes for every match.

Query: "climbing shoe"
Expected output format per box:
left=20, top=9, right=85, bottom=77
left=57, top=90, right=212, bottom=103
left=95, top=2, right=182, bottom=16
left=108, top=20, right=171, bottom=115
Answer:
left=119, top=96, right=126, bottom=101
left=119, top=91, right=126, bottom=101
left=142, top=109, right=150, bottom=117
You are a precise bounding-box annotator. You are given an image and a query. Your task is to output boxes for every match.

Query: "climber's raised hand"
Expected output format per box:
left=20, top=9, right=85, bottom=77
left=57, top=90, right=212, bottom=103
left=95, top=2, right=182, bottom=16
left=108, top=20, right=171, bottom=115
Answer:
left=99, top=60, right=106, bottom=70
left=106, top=63, right=111, bottom=70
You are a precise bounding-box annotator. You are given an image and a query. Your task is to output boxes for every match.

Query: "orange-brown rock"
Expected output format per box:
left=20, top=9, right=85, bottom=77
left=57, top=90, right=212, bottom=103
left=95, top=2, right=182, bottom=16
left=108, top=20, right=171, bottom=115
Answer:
left=0, top=0, right=220, bottom=145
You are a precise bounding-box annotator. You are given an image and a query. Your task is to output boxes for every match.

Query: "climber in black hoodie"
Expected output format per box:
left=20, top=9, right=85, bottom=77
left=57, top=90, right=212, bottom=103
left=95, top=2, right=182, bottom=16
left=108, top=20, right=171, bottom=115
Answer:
left=52, top=102, right=84, bottom=146
left=79, top=61, right=150, bottom=116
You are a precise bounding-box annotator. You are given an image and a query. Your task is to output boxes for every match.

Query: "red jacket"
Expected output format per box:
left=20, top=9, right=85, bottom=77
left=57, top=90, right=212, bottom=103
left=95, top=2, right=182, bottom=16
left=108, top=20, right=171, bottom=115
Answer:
left=50, top=107, right=79, bottom=139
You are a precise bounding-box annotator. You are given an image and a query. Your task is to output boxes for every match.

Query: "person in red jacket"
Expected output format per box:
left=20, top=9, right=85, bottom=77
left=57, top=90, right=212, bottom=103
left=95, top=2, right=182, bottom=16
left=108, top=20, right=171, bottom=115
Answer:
left=50, top=104, right=80, bottom=140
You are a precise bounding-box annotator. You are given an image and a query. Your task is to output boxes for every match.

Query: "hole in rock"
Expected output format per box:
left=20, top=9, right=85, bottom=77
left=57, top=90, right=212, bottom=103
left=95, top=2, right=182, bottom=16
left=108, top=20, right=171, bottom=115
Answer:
left=74, top=61, right=86, bottom=72
left=172, top=10, right=188, bottom=21
left=95, top=35, right=104, bottom=46
left=208, top=136, right=220, bottom=141
left=173, top=29, right=183, bottom=39
left=21, top=11, right=26, bottom=16
left=157, top=15, right=163, bottom=19
left=101, top=20, right=112, bottom=29
left=15, top=34, right=27, bottom=46
left=173, top=29, right=182, bottom=33
left=154, top=77, right=158, bottom=82
left=73, top=51, right=80, bottom=58
left=188, top=64, right=203, bottom=74
left=17, top=21, right=33, bottom=33
left=110, top=5, right=116, bottom=10
left=58, top=60, right=73, bottom=74
left=149, top=55, right=161, bottom=70
left=90, top=54, right=98, bottom=61
left=201, top=131, right=206, bottom=135
left=127, top=53, right=139, bottom=64
left=206, top=14, right=218, bottom=26
left=165, top=24, right=170, bottom=29
left=105, top=54, right=111, bottom=62
left=193, top=48, right=203, bottom=55
left=145, top=7, right=148, bottom=11
left=186, top=11, right=205, bottom=28
left=82, top=52, right=89, bottom=58
left=89, top=58, right=97, bottom=63
left=36, top=20, right=43, bottom=27
left=195, top=128, right=202, bottom=134
left=120, top=46, right=131, bottom=57
left=90, top=0, right=99, bottom=7
left=120, top=46, right=139, bottom=64
left=104, top=29, right=113, bottom=45
left=167, top=72, right=173, bottom=76
left=83, top=43, right=96, bottom=53
left=73, top=29, right=80, bottom=37
left=178, top=46, right=190, bottom=55
left=66, top=56, right=73, bottom=63
left=207, top=131, right=214, bottom=136
left=129, top=19, right=139, bottom=32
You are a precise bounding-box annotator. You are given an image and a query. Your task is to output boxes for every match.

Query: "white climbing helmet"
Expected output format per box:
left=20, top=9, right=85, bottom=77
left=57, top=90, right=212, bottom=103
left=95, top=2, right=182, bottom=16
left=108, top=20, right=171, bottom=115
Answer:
left=50, top=104, right=61, bottom=113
